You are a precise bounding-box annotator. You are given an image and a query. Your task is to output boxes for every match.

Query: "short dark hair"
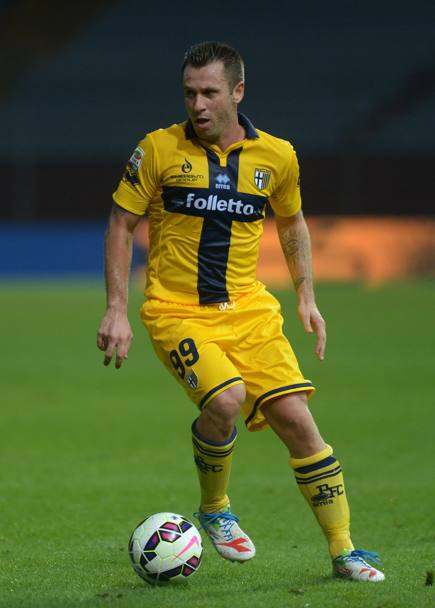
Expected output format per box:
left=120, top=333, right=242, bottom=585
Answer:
left=182, top=41, right=245, bottom=89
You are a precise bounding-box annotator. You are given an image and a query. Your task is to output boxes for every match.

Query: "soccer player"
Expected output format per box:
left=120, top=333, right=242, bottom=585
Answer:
left=97, top=41, right=384, bottom=582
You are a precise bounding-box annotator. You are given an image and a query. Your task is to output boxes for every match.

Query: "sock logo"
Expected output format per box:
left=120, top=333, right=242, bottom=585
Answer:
left=311, top=483, right=344, bottom=507
left=194, top=454, right=223, bottom=474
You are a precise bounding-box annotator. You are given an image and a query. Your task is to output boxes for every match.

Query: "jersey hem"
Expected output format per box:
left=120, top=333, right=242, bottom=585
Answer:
left=143, top=280, right=267, bottom=309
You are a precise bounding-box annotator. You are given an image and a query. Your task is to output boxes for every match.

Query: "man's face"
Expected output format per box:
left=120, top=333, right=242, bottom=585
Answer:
left=183, top=61, right=244, bottom=144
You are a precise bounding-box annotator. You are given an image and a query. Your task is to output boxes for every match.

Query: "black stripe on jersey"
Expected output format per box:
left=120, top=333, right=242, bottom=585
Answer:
left=222, top=147, right=241, bottom=190
left=197, top=148, right=239, bottom=303
left=197, top=215, right=232, bottom=303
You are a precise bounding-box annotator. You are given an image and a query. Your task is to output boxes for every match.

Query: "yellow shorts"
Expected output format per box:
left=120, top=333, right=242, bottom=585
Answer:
left=140, top=283, right=315, bottom=432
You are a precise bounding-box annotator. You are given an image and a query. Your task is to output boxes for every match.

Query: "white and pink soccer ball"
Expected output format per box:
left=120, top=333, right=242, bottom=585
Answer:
left=128, top=512, right=203, bottom=584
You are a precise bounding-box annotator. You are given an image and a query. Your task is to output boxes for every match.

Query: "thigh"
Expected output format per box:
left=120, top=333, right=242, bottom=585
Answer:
left=229, top=289, right=315, bottom=432
left=141, top=299, right=244, bottom=409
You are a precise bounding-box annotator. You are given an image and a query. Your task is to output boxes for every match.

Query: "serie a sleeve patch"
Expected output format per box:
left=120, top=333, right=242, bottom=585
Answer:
left=127, top=146, right=145, bottom=174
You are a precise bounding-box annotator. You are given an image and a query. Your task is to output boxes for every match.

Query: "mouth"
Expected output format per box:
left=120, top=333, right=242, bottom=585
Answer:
left=195, top=116, right=211, bottom=129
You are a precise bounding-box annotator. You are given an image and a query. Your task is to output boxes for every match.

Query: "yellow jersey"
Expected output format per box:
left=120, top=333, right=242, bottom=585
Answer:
left=113, top=113, right=301, bottom=305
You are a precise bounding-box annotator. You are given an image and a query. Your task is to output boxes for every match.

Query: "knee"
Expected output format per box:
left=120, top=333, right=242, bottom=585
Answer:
left=264, top=392, right=313, bottom=433
left=261, top=393, right=325, bottom=457
left=202, top=383, right=246, bottom=437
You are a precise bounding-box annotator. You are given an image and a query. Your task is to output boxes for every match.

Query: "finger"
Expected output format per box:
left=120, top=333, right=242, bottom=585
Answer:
left=315, top=331, right=326, bottom=361
left=97, top=332, right=108, bottom=351
left=115, top=354, right=128, bottom=369
left=313, top=319, right=326, bottom=360
left=115, top=346, right=127, bottom=369
left=104, top=339, right=116, bottom=366
left=303, top=314, right=313, bottom=333
left=115, top=335, right=133, bottom=369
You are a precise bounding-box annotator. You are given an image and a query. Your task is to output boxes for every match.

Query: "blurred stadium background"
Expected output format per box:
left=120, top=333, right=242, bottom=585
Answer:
left=0, top=0, right=434, bottom=281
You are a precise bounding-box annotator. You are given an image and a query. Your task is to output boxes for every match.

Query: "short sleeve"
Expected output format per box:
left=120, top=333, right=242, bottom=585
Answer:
left=268, top=142, right=302, bottom=217
left=112, top=134, right=160, bottom=215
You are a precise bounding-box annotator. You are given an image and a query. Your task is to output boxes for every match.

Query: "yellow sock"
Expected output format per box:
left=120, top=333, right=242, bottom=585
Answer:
left=192, top=419, right=236, bottom=513
left=290, top=444, right=354, bottom=558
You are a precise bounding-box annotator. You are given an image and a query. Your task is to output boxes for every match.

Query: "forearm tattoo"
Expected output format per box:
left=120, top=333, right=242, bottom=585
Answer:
left=294, top=276, right=306, bottom=290
left=278, top=220, right=312, bottom=293
left=282, top=237, right=299, bottom=257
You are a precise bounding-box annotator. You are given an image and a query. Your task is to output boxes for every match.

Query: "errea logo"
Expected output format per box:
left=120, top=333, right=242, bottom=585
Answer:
left=185, top=193, right=256, bottom=216
left=215, top=173, right=230, bottom=190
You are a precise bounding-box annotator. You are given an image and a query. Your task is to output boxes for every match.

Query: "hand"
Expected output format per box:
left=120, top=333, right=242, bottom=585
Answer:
left=96, top=309, right=133, bottom=369
left=297, top=300, right=326, bottom=361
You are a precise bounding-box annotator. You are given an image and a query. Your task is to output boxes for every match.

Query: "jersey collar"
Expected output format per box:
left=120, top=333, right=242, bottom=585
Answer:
left=184, top=112, right=259, bottom=141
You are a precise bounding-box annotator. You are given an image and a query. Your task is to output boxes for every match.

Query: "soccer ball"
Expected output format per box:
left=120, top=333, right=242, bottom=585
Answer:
left=128, top=512, right=203, bottom=584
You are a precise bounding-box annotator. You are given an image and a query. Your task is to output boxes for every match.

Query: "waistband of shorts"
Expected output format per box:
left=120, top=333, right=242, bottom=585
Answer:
left=144, top=297, right=237, bottom=311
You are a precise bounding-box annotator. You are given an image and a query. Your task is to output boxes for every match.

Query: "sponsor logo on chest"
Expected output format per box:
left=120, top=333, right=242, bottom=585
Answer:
left=185, top=192, right=257, bottom=217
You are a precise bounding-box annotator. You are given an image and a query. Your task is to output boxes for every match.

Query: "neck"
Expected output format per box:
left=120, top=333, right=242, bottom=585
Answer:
left=215, top=123, right=246, bottom=152
left=202, top=114, right=246, bottom=152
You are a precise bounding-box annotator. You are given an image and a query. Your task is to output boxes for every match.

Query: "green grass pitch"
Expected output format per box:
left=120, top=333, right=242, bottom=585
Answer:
left=1, top=280, right=434, bottom=608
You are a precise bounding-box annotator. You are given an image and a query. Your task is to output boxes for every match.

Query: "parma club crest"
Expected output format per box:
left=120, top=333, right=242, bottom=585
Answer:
left=254, top=168, right=271, bottom=190
left=187, top=369, right=198, bottom=390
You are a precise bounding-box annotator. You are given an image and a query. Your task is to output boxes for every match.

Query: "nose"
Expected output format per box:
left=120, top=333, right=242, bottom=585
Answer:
left=192, top=94, right=206, bottom=113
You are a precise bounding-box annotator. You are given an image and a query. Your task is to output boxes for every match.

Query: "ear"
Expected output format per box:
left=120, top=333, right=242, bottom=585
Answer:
left=232, top=80, right=245, bottom=104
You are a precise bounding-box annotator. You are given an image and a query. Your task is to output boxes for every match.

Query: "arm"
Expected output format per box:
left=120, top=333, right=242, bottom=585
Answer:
left=96, top=204, right=142, bottom=369
left=275, top=210, right=326, bottom=360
